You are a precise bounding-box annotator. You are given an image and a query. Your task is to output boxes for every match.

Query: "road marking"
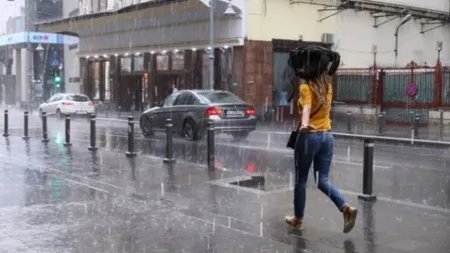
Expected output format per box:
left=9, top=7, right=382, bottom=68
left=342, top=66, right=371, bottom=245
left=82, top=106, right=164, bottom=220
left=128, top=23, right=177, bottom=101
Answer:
left=64, top=178, right=110, bottom=194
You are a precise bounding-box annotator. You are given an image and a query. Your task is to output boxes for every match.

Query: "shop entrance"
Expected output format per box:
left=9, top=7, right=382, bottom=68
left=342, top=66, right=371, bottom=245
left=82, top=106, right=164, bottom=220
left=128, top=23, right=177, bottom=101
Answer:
left=155, top=74, right=183, bottom=102
left=118, top=75, right=142, bottom=111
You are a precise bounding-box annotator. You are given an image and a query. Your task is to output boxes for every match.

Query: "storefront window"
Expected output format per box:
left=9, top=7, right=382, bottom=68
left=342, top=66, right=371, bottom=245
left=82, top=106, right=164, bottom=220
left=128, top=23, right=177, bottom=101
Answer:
left=156, top=55, right=169, bottom=70
left=121, top=57, right=131, bottom=73
left=220, top=48, right=232, bottom=91
left=172, top=53, right=184, bottom=70
left=134, top=55, right=144, bottom=72
left=273, top=52, right=293, bottom=106
left=93, top=62, right=100, bottom=100
left=104, top=61, right=111, bottom=100
left=202, top=52, right=209, bottom=89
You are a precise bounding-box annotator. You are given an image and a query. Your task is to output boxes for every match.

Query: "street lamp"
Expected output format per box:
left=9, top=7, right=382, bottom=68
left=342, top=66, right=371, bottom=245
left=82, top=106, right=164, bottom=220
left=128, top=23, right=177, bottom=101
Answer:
left=394, top=14, right=412, bottom=57
left=209, top=0, right=236, bottom=90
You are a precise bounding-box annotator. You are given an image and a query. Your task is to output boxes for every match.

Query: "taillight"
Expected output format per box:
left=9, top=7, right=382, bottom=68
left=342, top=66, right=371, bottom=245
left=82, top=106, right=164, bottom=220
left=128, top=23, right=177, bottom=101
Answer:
left=88, top=102, right=94, bottom=106
left=62, top=102, right=73, bottom=106
left=206, top=107, right=223, bottom=116
left=246, top=107, right=256, bottom=116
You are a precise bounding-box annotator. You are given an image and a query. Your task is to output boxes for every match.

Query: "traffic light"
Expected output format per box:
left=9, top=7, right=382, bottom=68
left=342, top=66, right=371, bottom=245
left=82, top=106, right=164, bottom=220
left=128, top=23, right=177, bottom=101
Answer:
left=53, top=68, right=61, bottom=88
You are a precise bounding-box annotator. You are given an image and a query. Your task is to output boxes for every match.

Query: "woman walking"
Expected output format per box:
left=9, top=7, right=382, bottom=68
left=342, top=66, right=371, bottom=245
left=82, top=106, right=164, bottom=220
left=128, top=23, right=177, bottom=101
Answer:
left=285, top=46, right=357, bottom=233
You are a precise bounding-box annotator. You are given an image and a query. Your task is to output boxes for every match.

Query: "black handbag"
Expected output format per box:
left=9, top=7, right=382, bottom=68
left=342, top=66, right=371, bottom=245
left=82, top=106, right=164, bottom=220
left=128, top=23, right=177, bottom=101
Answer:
left=286, top=104, right=323, bottom=149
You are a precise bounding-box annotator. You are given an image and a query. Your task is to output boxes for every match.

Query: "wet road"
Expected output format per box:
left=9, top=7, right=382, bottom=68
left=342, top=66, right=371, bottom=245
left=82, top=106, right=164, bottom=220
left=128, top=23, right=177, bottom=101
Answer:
left=0, top=112, right=449, bottom=252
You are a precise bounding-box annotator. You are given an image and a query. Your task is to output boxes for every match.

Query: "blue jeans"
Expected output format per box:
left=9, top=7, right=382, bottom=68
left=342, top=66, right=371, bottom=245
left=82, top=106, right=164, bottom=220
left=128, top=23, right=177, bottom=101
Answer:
left=293, top=131, right=347, bottom=218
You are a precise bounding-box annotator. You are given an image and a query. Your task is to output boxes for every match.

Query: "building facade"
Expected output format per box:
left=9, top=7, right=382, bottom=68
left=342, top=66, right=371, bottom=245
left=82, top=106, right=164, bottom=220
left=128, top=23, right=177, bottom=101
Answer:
left=36, top=0, right=450, bottom=118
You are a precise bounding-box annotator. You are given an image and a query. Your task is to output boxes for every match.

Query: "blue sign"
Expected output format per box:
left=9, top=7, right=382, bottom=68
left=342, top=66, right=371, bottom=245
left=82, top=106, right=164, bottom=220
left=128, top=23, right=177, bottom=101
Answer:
left=0, top=32, right=78, bottom=47
left=49, top=51, right=61, bottom=68
left=28, top=32, right=58, bottom=44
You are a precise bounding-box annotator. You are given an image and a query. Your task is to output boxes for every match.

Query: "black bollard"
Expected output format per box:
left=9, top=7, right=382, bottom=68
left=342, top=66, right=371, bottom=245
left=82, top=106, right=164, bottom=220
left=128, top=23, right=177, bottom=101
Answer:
left=207, top=120, right=215, bottom=170
left=3, top=110, right=9, bottom=137
left=413, top=113, right=420, bottom=138
left=63, top=114, right=72, bottom=146
left=88, top=114, right=98, bottom=151
left=346, top=111, right=352, bottom=133
left=439, top=108, right=444, bottom=141
left=377, top=112, right=384, bottom=135
left=163, top=118, right=175, bottom=164
left=41, top=112, right=49, bottom=143
left=22, top=111, right=30, bottom=140
left=125, top=116, right=136, bottom=157
left=358, top=139, right=377, bottom=202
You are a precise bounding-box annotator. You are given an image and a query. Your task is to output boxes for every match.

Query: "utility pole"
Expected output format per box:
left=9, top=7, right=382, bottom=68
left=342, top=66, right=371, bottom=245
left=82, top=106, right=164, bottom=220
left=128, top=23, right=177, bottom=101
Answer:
left=208, top=0, right=215, bottom=90
left=24, top=0, right=34, bottom=110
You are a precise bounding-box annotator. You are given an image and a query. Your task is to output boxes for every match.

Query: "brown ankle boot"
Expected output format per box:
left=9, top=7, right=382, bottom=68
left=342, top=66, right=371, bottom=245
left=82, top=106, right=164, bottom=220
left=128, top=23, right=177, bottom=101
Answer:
left=342, top=206, right=358, bottom=233
left=285, top=216, right=303, bottom=229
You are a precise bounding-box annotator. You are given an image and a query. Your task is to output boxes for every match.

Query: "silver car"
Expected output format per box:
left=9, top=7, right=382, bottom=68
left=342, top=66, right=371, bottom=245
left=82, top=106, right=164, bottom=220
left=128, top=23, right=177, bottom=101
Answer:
left=139, top=90, right=258, bottom=141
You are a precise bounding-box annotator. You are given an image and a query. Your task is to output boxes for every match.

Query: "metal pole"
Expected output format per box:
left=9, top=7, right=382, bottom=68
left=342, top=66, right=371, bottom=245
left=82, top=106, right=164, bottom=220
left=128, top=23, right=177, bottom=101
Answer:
left=413, top=113, right=420, bottom=138
left=88, top=114, right=97, bottom=151
left=63, top=114, right=72, bottom=146
left=209, top=0, right=215, bottom=90
left=163, top=119, right=175, bottom=164
left=41, top=112, right=49, bottom=142
left=346, top=111, right=352, bottom=133
left=377, top=112, right=384, bottom=135
left=23, top=111, right=30, bottom=140
left=439, top=108, right=444, bottom=141
left=125, top=116, right=136, bottom=157
left=358, top=139, right=377, bottom=202
left=3, top=110, right=9, bottom=137
left=207, top=120, right=215, bottom=170
left=25, top=0, right=34, bottom=111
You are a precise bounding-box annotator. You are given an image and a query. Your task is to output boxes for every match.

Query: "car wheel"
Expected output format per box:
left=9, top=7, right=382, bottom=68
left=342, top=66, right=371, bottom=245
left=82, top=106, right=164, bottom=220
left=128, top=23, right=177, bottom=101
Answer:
left=231, top=131, right=250, bottom=140
left=183, top=118, right=200, bottom=141
left=140, top=116, right=154, bottom=137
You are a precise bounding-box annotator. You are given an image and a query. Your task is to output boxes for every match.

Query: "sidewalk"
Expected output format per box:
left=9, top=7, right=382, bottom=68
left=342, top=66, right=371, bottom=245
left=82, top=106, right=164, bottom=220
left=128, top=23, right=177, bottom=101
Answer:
left=0, top=136, right=448, bottom=253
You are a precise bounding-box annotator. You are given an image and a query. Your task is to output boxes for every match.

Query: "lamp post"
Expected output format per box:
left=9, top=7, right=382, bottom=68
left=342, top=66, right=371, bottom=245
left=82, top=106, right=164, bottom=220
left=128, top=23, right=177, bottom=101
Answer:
left=437, top=41, right=443, bottom=64
left=394, top=14, right=413, bottom=57
left=209, top=0, right=236, bottom=90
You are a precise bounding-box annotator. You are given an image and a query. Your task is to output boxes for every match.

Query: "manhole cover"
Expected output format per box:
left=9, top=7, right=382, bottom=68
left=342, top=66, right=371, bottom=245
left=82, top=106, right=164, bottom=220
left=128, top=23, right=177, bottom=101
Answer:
left=229, top=176, right=266, bottom=191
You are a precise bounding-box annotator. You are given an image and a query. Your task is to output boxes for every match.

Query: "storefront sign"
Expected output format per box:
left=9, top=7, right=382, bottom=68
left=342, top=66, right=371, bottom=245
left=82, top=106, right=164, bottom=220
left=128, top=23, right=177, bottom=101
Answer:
left=0, top=32, right=78, bottom=47
left=29, top=32, right=58, bottom=44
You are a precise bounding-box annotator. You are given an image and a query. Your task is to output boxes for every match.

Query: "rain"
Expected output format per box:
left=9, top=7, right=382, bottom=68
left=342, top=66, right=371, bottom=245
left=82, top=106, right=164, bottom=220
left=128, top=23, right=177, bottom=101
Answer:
left=0, top=0, right=449, bottom=252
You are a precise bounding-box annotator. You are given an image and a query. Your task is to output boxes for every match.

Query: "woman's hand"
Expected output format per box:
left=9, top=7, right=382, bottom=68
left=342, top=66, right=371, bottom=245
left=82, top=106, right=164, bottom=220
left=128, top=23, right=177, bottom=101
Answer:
left=299, top=124, right=314, bottom=132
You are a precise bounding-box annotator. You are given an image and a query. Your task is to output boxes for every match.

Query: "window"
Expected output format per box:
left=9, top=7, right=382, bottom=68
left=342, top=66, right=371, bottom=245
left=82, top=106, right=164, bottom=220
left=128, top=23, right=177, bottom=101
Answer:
left=162, top=93, right=180, bottom=107
left=134, top=55, right=144, bottom=72
left=121, top=57, right=132, bottom=73
left=172, top=53, right=184, bottom=70
left=175, top=92, right=197, bottom=105
left=104, top=61, right=111, bottom=100
left=65, top=94, right=90, bottom=102
left=93, top=62, right=100, bottom=100
left=156, top=55, right=169, bottom=70
left=197, top=91, right=243, bottom=104
left=273, top=52, right=294, bottom=106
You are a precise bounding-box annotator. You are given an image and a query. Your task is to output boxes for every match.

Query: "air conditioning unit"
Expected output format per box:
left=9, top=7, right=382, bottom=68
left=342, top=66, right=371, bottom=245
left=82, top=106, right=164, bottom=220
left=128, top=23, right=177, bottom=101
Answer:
left=321, top=33, right=335, bottom=44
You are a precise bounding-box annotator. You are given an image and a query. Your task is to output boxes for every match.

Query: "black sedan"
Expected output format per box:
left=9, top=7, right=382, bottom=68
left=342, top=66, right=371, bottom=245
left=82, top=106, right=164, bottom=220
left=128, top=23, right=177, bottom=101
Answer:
left=139, top=90, right=258, bottom=141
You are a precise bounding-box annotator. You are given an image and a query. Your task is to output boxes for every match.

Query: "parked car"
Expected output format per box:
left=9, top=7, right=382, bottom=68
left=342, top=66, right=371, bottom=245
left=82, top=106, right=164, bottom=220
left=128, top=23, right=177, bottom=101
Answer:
left=39, top=93, right=95, bottom=118
left=139, top=90, right=258, bottom=141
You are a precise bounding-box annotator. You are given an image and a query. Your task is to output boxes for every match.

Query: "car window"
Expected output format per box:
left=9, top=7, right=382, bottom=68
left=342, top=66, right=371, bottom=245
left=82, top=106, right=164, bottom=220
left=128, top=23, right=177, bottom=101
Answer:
left=49, top=94, right=62, bottom=102
left=196, top=91, right=243, bottom=104
left=65, top=94, right=90, bottom=102
left=175, top=92, right=197, bottom=105
left=48, top=95, right=58, bottom=102
left=162, top=93, right=180, bottom=107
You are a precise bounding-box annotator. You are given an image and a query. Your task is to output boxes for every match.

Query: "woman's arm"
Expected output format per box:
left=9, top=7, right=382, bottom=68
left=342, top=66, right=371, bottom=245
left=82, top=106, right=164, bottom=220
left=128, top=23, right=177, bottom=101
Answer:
left=298, top=84, right=312, bottom=130
left=301, top=104, right=311, bottom=127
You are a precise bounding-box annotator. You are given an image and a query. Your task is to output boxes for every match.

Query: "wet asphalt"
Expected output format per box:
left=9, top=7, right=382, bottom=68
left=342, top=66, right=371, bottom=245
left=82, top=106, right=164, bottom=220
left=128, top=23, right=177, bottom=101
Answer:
left=0, top=112, right=449, bottom=253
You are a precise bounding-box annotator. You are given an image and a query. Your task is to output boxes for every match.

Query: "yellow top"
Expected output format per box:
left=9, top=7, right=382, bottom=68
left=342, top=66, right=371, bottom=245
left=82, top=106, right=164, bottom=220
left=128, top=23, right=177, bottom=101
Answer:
left=297, top=83, right=332, bottom=132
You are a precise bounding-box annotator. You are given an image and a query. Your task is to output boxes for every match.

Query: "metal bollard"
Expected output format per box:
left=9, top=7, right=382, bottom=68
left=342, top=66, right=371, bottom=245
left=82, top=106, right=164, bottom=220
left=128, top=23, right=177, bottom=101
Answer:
left=163, top=118, right=175, bottom=164
left=41, top=112, right=49, bottom=143
left=3, top=110, right=9, bottom=137
left=439, top=108, right=444, bottom=141
left=125, top=116, right=136, bottom=157
left=346, top=111, right=352, bottom=133
left=207, top=121, right=215, bottom=170
left=377, top=112, right=384, bottom=135
left=413, top=113, right=420, bottom=138
left=88, top=114, right=98, bottom=151
left=22, top=111, right=30, bottom=140
left=63, top=114, right=72, bottom=146
left=358, top=139, right=377, bottom=202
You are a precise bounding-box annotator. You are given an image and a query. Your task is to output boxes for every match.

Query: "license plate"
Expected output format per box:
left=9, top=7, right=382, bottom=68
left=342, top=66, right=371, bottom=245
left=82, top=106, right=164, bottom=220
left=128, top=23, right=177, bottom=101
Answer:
left=226, top=110, right=244, bottom=117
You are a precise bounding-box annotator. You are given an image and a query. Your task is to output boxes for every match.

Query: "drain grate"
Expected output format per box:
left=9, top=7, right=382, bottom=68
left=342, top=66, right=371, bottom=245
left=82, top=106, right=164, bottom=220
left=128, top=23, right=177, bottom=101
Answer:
left=229, top=176, right=266, bottom=191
